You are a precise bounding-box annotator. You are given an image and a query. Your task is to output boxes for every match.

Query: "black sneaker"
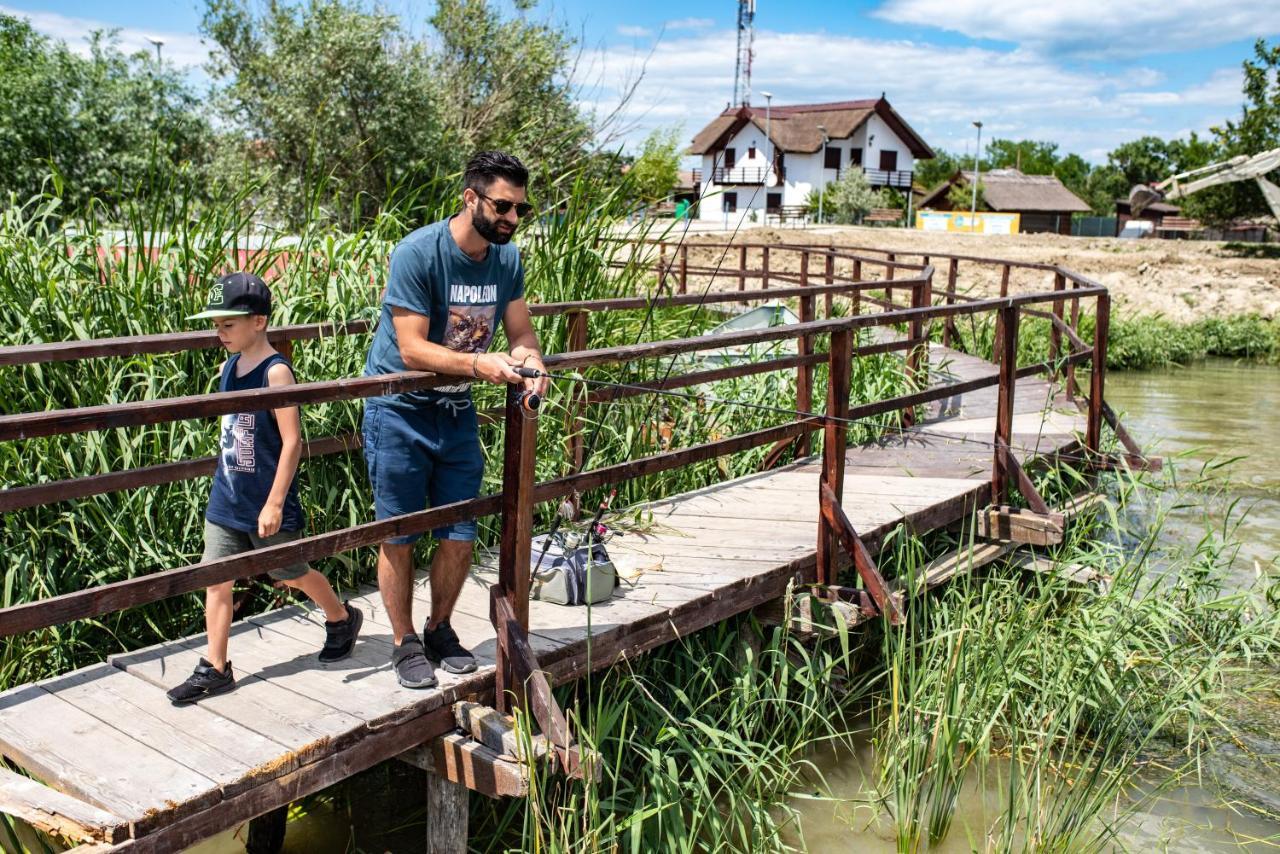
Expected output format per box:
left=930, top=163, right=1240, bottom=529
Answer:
left=422, top=619, right=477, bottom=674
left=392, top=634, right=437, bottom=689
left=319, top=603, right=363, bottom=663
left=167, top=658, right=235, bottom=705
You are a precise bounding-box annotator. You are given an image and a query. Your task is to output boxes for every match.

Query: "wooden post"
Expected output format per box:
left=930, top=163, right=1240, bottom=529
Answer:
left=678, top=244, right=689, bottom=295
left=817, top=327, right=852, bottom=586
left=738, top=245, right=747, bottom=291
left=823, top=252, right=834, bottom=317
left=999, top=264, right=1011, bottom=298
left=852, top=259, right=862, bottom=317
left=1049, top=271, right=1066, bottom=379
left=426, top=769, right=468, bottom=854
left=992, top=305, right=1018, bottom=505
left=797, top=252, right=814, bottom=456
left=496, top=384, right=538, bottom=713
left=1086, top=292, right=1109, bottom=455
left=1067, top=282, right=1081, bottom=399
left=944, top=258, right=958, bottom=347
left=761, top=245, right=770, bottom=289
left=902, top=277, right=929, bottom=428
left=885, top=252, right=896, bottom=306
left=275, top=339, right=294, bottom=362
left=564, top=310, right=588, bottom=474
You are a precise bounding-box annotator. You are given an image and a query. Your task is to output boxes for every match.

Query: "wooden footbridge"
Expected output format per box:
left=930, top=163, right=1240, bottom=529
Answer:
left=0, top=239, right=1153, bottom=851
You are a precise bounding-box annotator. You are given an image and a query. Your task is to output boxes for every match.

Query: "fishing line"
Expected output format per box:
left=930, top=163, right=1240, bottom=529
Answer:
left=517, top=366, right=1075, bottom=459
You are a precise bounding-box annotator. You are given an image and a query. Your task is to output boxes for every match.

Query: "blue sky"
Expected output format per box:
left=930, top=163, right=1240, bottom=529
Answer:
left=4, top=0, right=1278, bottom=164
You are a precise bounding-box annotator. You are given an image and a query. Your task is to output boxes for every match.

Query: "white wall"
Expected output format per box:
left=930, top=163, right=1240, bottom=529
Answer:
left=695, top=113, right=919, bottom=222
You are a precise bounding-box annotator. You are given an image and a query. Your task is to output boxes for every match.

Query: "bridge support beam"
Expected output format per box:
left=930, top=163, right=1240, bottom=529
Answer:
left=426, top=767, right=468, bottom=854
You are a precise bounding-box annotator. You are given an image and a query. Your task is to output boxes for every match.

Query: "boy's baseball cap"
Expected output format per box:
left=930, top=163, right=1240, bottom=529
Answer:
left=187, top=272, right=271, bottom=320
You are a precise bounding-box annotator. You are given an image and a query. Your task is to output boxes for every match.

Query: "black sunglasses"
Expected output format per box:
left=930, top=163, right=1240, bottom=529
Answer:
left=474, top=190, right=534, bottom=219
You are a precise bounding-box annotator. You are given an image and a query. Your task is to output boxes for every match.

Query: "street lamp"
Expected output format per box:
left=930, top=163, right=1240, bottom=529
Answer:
left=970, top=120, right=983, bottom=232
left=146, top=36, right=164, bottom=63
left=761, top=91, right=773, bottom=190
left=817, top=124, right=829, bottom=225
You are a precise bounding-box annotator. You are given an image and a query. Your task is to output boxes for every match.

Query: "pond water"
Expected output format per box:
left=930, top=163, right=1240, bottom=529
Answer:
left=786, top=357, right=1280, bottom=852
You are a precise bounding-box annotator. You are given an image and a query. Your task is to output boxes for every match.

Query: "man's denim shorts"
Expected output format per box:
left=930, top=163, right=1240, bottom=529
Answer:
left=362, top=397, right=485, bottom=544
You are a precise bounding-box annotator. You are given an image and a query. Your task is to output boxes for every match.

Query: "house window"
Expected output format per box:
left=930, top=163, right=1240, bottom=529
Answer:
left=724, top=147, right=736, bottom=170
left=850, top=148, right=863, bottom=166
left=824, top=147, right=842, bottom=170
left=767, top=192, right=782, bottom=211
left=748, top=144, right=757, bottom=159
left=879, top=150, right=898, bottom=172
left=723, top=192, right=738, bottom=212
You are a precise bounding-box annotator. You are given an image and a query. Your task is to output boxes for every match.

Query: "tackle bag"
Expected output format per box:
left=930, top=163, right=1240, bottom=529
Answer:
left=528, top=534, right=617, bottom=606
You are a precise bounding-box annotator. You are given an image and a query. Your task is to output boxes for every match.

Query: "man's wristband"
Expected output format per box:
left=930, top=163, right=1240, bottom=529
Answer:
left=472, top=352, right=481, bottom=378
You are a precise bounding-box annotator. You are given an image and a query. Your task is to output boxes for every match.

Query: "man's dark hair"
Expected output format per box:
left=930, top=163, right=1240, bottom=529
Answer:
left=464, top=151, right=529, bottom=194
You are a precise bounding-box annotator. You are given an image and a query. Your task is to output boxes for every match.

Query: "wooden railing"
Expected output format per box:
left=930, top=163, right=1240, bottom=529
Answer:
left=0, top=239, right=1115, bottom=748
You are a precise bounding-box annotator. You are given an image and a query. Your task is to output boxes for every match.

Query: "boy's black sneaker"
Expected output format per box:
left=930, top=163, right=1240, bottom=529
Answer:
left=167, top=658, right=235, bottom=705
left=392, top=635, right=437, bottom=689
left=422, top=619, right=477, bottom=674
left=319, top=602, right=363, bottom=663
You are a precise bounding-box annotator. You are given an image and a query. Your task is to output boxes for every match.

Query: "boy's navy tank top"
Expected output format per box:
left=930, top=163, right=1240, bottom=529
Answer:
left=205, top=353, right=304, bottom=533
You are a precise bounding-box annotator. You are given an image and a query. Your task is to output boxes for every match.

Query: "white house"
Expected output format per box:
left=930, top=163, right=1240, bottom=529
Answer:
left=686, top=97, right=934, bottom=226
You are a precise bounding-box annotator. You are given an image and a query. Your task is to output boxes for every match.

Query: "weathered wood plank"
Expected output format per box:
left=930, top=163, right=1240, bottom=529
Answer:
left=0, top=685, right=219, bottom=823
left=0, top=767, right=127, bottom=844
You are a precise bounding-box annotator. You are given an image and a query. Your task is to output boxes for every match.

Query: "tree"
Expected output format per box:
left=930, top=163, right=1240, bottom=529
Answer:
left=985, top=139, right=1058, bottom=175
left=202, top=0, right=447, bottom=225
left=0, top=15, right=209, bottom=212
left=914, top=150, right=964, bottom=194
left=429, top=0, right=591, bottom=171
left=807, top=168, right=887, bottom=224
left=625, top=128, right=680, bottom=205
left=946, top=180, right=984, bottom=211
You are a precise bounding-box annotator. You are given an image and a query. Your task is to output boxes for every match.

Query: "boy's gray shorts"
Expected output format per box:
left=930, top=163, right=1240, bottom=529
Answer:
left=202, top=520, right=310, bottom=581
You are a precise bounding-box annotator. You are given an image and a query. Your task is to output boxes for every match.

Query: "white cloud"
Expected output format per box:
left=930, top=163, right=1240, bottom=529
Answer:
left=577, top=28, right=1245, bottom=163
left=616, top=24, right=653, bottom=38
left=873, top=0, right=1280, bottom=57
left=0, top=4, right=209, bottom=67
left=665, top=17, right=715, bottom=31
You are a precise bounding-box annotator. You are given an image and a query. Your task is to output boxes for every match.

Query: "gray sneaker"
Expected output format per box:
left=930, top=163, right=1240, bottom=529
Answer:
left=391, top=634, right=437, bottom=689
left=422, top=619, right=477, bottom=674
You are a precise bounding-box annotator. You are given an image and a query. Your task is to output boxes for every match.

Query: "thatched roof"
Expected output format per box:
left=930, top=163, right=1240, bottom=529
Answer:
left=687, top=98, right=933, bottom=159
left=919, top=169, right=1090, bottom=213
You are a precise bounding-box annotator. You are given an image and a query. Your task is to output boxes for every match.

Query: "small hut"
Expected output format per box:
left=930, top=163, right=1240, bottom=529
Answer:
left=919, top=168, right=1091, bottom=234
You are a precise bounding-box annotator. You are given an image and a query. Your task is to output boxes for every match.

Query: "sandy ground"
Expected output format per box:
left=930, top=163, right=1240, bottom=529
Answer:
left=671, top=225, right=1280, bottom=323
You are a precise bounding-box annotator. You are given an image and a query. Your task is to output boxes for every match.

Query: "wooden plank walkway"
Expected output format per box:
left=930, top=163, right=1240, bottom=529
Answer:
left=0, top=343, right=1085, bottom=848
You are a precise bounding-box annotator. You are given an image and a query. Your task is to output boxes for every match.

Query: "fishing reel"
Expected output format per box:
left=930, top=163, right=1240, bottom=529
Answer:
left=513, top=365, right=545, bottom=414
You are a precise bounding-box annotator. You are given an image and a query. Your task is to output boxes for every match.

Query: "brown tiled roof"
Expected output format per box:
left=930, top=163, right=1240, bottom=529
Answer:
left=687, top=98, right=933, bottom=159
left=920, top=169, right=1090, bottom=212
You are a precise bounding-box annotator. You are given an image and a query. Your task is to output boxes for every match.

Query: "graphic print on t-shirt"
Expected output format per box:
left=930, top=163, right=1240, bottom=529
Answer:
left=220, top=412, right=257, bottom=473
left=437, top=283, right=499, bottom=393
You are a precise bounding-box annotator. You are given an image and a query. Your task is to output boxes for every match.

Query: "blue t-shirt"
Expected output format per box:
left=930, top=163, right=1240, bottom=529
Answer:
left=364, top=217, right=525, bottom=406
left=205, top=353, right=304, bottom=533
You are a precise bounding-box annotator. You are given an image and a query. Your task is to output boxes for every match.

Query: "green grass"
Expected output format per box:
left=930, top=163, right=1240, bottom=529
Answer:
left=942, top=306, right=1280, bottom=370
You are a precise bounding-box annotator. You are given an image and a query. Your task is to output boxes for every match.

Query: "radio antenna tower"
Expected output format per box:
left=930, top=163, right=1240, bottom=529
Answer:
left=733, top=0, right=756, bottom=106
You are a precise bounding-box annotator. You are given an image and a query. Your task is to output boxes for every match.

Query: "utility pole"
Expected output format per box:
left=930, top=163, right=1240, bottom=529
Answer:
left=146, top=36, right=164, bottom=63
left=817, top=124, right=829, bottom=226
left=970, top=120, right=983, bottom=233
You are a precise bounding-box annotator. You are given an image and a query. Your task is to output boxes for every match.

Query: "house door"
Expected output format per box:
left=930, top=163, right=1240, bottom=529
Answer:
left=878, top=150, right=898, bottom=172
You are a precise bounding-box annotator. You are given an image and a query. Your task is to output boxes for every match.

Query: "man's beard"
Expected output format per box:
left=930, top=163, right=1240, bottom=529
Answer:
left=472, top=205, right=517, bottom=245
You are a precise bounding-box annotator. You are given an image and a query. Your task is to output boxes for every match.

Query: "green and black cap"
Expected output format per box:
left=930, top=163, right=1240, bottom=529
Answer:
left=187, top=272, right=271, bottom=320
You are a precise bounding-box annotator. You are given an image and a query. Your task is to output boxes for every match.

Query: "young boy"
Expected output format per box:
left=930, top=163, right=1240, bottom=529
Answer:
left=168, top=272, right=363, bottom=705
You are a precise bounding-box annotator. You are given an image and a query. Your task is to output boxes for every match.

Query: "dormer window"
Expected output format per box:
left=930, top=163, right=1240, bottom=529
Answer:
left=748, top=144, right=757, bottom=159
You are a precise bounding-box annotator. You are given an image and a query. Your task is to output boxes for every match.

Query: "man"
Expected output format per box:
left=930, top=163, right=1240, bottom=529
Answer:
left=362, top=151, right=548, bottom=688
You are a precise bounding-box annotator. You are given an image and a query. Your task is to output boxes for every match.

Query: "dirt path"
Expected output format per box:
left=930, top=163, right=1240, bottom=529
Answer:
left=676, top=226, right=1280, bottom=323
